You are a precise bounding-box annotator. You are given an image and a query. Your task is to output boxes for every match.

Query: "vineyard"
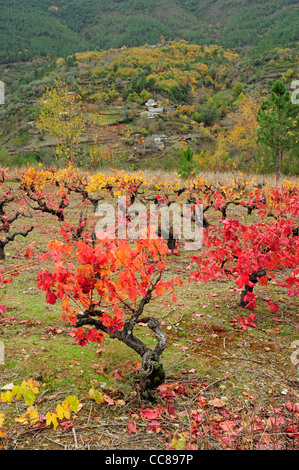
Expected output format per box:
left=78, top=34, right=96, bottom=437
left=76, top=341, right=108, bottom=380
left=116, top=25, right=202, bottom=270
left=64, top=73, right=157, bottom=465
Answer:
left=0, top=164, right=298, bottom=450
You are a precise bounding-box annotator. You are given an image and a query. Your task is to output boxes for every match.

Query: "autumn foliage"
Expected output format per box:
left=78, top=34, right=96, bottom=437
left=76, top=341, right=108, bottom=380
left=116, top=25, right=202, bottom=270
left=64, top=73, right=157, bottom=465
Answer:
left=37, top=231, right=182, bottom=397
left=1, top=164, right=298, bottom=408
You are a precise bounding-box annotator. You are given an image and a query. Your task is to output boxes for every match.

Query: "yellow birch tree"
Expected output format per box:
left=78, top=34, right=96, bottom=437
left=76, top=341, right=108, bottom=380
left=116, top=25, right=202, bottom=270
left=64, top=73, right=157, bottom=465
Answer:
left=37, top=80, right=86, bottom=164
left=223, top=92, right=261, bottom=164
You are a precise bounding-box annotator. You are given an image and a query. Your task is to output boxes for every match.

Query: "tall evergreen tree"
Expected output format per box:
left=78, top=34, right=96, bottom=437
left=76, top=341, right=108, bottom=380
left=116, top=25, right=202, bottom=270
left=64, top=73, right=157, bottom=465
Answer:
left=257, top=80, right=299, bottom=181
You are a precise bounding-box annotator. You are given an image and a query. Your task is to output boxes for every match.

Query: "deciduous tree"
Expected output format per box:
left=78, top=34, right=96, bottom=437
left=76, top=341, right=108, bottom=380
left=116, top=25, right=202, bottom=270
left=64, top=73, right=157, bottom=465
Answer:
left=37, top=80, right=86, bottom=164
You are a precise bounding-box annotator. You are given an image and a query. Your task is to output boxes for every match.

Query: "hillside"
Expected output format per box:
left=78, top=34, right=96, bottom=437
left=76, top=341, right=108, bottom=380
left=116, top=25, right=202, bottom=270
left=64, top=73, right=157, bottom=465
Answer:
left=0, top=40, right=298, bottom=174
left=0, top=0, right=298, bottom=63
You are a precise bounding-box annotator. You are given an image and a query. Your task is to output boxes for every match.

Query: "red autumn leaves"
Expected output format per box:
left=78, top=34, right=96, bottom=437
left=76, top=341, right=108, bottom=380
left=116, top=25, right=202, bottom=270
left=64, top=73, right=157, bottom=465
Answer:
left=37, top=235, right=182, bottom=346
left=126, top=381, right=299, bottom=449
left=191, top=216, right=298, bottom=316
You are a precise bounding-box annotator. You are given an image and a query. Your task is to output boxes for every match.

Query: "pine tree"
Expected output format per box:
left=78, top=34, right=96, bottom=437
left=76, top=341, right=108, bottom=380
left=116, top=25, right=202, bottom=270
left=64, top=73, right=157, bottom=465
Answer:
left=257, top=80, right=299, bottom=181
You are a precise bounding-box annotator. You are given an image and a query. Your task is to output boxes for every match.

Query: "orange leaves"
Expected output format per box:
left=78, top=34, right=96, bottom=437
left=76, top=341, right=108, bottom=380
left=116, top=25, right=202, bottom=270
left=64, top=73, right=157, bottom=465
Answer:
left=20, top=165, right=55, bottom=191
left=155, top=282, right=166, bottom=296
left=157, top=260, right=166, bottom=270
left=38, top=231, right=181, bottom=347
left=47, top=240, right=73, bottom=261
left=61, top=296, right=73, bottom=314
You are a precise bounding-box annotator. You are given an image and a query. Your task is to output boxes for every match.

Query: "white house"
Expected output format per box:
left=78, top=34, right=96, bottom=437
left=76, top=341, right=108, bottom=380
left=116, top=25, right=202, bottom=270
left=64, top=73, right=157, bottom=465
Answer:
left=145, top=134, right=168, bottom=149
left=146, top=106, right=164, bottom=118
left=145, top=98, right=157, bottom=108
left=142, top=98, right=166, bottom=118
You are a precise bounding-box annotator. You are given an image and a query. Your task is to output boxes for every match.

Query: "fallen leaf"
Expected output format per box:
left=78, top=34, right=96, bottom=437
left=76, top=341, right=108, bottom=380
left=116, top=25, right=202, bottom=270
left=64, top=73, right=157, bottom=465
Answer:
left=115, top=399, right=126, bottom=407
left=45, top=326, right=62, bottom=334
left=208, top=397, right=226, bottom=408
left=60, top=420, right=73, bottom=431
left=104, top=394, right=115, bottom=405
left=1, top=383, right=14, bottom=390
left=127, top=421, right=138, bottom=434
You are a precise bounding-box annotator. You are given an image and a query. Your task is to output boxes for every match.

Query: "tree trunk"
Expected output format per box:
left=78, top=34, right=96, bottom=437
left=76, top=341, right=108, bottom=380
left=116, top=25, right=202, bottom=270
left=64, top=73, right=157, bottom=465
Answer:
left=240, top=269, right=267, bottom=307
left=120, top=316, right=167, bottom=400
left=0, top=243, right=5, bottom=261
left=275, top=149, right=280, bottom=183
left=76, top=311, right=168, bottom=401
left=137, top=350, right=166, bottom=401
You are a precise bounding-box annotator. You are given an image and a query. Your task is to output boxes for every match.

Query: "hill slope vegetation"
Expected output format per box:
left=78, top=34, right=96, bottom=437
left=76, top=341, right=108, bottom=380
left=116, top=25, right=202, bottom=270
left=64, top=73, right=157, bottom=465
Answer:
left=0, top=0, right=298, bottom=63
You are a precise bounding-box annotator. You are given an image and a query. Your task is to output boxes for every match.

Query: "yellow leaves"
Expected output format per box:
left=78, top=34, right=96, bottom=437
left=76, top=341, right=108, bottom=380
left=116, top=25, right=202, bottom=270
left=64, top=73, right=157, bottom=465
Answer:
left=46, top=411, right=59, bottom=429
left=76, top=40, right=234, bottom=104
left=223, top=93, right=262, bottom=159
left=15, top=406, right=39, bottom=426
left=1, top=390, right=14, bottom=404
left=89, top=386, right=106, bottom=405
left=27, top=406, right=39, bottom=424
left=63, top=395, right=81, bottom=414
left=0, top=379, right=81, bottom=432
left=186, top=174, right=207, bottom=190
left=43, top=396, right=81, bottom=430
left=55, top=165, right=88, bottom=190
left=1, top=379, right=39, bottom=406
left=55, top=404, right=71, bottom=421
left=282, top=180, right=299, bottom=191
left=86, top=171, right=110, bottom=193
left=0, top=412, right=5, bottom=439
left=87, top=169, right=146, bottom=196
left=37, top=79, right=86, bottom=164
left=149, top=175, right=181, bottom=193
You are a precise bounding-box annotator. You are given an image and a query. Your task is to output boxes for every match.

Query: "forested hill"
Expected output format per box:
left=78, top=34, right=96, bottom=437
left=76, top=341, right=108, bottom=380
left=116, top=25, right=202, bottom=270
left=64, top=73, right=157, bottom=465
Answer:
left=0, top=0, right=298, bottom=63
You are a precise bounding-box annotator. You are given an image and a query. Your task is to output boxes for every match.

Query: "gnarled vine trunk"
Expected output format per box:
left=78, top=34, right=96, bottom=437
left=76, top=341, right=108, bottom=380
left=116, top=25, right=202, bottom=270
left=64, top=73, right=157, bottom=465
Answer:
left=240, top=269, right=267, bottom=307
left=0, top=227, right=34, bottom=260
left=76, top=298, right=168, bottom=401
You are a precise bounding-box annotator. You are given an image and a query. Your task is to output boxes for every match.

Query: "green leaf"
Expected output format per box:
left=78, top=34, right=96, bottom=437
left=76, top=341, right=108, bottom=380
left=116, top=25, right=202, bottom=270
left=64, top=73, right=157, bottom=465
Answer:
left=22, top=388, right=35, bottom=406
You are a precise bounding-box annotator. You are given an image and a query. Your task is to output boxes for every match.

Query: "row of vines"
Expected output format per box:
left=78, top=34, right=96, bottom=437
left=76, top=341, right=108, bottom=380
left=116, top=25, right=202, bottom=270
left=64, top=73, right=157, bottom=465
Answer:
left=0, top=164, right=298, bottom=449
